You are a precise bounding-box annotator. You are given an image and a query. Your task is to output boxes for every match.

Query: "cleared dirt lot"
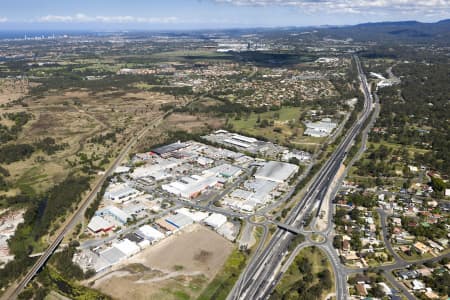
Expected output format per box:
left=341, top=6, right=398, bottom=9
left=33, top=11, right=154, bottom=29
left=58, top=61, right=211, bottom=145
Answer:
left=165, top=113, right=224, bottom=133
left=315, top=164, right=346, bottom=231
left=89, top=224, right=233, bottom=300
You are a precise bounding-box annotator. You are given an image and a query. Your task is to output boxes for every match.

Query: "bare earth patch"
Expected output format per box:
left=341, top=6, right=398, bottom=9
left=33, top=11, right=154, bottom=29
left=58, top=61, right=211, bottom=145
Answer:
left=315, top=164, right=346, bottom=231
left=89, top=224, right=233, bottom=300
left=165, top=113, right=225, bottom=133
left=135, top=112, right=225, bottom=153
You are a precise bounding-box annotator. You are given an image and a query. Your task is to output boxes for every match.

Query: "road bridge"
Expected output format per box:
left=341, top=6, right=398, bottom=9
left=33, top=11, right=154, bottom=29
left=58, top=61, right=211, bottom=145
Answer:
left=275, top=222, right=302, bottom=235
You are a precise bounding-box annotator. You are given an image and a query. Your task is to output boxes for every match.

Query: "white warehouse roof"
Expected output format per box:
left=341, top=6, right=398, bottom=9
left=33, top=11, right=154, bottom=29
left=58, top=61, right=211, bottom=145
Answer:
left=204, top=213, right=227, bottom=229
left=197, top=156, right=214, bottom=166
left=176, top=208, right=209, bottom=222
left=114, top=166, right=130, bottom=174
left=231, top=134, right=257, bottom=144
left=87, top=216, right=113, bottom=233
left=100, top=247, right=126, bottom=265
left=224, top=138, right=250, bottom=148
left=137, top=225, right=165, bottom=241
left=166, top=213, right=193, bottom=228
left=105, top=183, right=140, bottom=202
left=249, top=179, right=277, bottom=204
left=304, top=119, right=337, bottom=137
left=131, top=158, right=181, bottom=179
left=204, top=163, right=242, bottom=178
left=113, top=239, right=140, bottom=257
left=105, top=206, right=130, bottom=224
left=254, top=161, right=299, bottom=183
left=162, top=176, right=219, bottom=199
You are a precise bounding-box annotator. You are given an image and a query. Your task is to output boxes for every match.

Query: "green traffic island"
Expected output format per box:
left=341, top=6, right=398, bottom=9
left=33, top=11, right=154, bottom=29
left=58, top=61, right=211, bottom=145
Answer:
left=309, top=233, right=326, bottom=244
left=270, top=246, right=334, bottom=300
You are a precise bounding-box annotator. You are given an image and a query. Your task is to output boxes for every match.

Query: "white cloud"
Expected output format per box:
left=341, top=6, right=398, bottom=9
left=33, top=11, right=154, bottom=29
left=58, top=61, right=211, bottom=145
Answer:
left=0, top=17, right=8, bottom=23
left=214, top=0, right=450, bottom=15
left=37, top=14, right=178, bottom=24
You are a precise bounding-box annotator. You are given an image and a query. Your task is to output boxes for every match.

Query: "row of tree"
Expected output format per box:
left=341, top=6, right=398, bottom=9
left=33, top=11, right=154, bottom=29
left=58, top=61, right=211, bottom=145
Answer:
left=0, top=176, right=90, bottom=290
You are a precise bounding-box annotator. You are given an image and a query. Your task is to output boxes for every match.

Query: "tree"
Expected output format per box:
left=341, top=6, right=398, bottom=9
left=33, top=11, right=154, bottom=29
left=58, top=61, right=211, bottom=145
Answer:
left=18, top=289, right=33, bottom=300
left=288, top=157, right=300, bottom=165
left=350, top=208, right=361, bottom=221
left=333, top=235, right=343, bottom=249
left=375, top=177, right=383, bottom=187
left=259, top=119, right=270, bottom=128
left=430, top=177, right=446, bottom=193
left=370, top=284, right=386, bottom=298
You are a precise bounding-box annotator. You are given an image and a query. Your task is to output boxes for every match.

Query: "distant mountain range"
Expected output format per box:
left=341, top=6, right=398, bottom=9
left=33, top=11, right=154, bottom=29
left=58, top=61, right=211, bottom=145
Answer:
left=318, top=19, right=450, bottom=43
left=209, top=19, right=450, bottom=44
left=0, top=19, right=448, bottom=44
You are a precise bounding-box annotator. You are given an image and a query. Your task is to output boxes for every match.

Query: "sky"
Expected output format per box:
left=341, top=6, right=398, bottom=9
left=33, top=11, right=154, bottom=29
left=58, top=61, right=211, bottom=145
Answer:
left=0, top=0, right=449, bottom=31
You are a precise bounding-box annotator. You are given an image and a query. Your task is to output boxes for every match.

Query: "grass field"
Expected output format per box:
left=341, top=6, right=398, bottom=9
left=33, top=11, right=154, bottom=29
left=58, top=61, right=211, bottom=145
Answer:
left=347, top=173, right=407, bottom=187
left=229, top=106, right=324, bottom=150
left=368, top=141, right=430, bottom=156
left=149, top=50, right=233, bottom=63
left=397, top=249, right=433, bottom=261
left=346, top=138, right=432, bottom=189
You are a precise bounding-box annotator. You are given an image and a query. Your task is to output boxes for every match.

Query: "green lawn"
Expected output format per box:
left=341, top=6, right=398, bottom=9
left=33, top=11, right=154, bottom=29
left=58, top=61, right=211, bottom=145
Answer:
left=368, top=141, right=430, bottom=156
left=397, top=249, right=433, bottom=261
left=133, top=82, right=156, bottom=90
left=229, top=106, right=324, bottom=150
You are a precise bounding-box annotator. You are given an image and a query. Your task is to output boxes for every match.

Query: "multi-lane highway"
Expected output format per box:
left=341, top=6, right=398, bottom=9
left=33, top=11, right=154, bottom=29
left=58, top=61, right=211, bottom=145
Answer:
left=2, top=115, right=166, bottom=300
left=228, top=55, right=374, bottom=300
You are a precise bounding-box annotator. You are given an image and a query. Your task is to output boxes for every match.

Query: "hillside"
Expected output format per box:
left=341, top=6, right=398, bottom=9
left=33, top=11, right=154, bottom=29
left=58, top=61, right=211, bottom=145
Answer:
left=318, top=19, right=450, bottom=44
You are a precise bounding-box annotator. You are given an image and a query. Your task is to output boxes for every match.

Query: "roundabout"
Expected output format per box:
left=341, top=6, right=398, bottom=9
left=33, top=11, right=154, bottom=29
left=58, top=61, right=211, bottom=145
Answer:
left=308, top=232, right=327, bottom=244
left=248, top=214, right=267, bottom=225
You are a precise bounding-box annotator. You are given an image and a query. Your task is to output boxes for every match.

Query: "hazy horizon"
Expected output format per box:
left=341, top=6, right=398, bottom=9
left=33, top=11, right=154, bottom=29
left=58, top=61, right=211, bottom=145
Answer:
left=0, top=0, right=449, bottom=31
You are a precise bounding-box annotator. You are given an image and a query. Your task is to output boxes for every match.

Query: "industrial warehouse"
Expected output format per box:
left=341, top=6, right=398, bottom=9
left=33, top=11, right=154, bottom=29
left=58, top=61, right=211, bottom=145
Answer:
left=203, top=130, right=311, bottom=161
left=303, top=118, right=338, bottom=137
left=75, top=133, right=307, bottom=274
